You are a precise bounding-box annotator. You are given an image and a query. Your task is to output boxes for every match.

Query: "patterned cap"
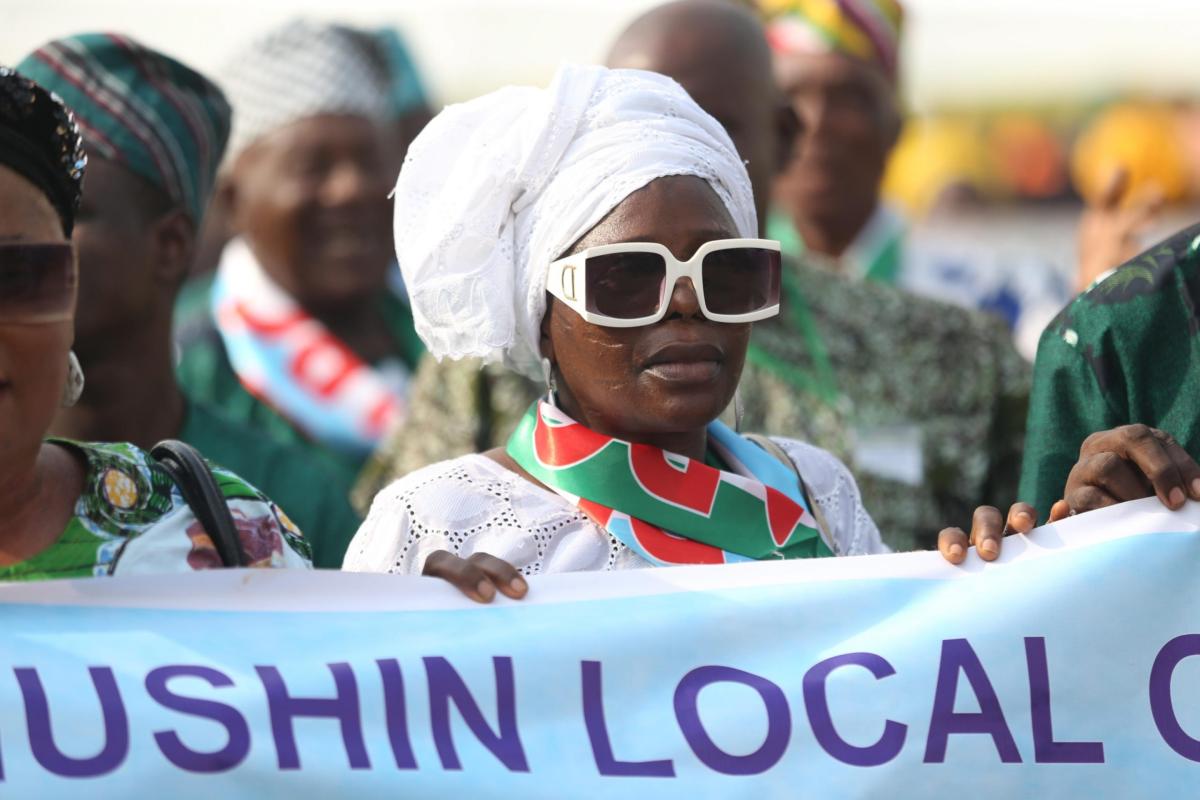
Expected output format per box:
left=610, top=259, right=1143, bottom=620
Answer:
left=17, top=34, right=231, bottom=223
left=219, top=20, right=393, bottom=163
left=0, top=67, right=87, bottom=235
left=761, top=0, right=904, bottom=83
left=365, top=27, right=430, bottom=119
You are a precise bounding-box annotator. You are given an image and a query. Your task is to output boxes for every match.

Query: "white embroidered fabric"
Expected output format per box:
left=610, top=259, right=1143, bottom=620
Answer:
left=344, top=438, right=889, bottom=576
left=392, top=63, right=756, bottom=380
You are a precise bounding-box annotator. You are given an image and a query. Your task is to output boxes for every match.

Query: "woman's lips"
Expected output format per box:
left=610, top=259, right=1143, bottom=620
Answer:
left=644, top=361, right=721, bottom=382
left=641, top=342, right=724, bottom=383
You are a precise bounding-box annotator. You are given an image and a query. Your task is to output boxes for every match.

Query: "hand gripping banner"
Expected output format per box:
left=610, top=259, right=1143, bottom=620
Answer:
left=1, top=498, right=1199, bottom=798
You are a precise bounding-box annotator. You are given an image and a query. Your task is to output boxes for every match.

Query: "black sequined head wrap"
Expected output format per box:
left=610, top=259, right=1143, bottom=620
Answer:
left=0, top=67, right=87, bottom=236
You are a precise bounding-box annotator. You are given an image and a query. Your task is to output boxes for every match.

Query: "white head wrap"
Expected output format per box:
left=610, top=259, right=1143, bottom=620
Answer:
left=220, top=20, right=392, bottom=163
left=393, top=63, right=756, bottom=380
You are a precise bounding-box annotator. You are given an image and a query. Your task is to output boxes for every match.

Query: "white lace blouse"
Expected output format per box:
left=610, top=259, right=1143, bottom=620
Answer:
left=344, top=438, right=888, bottom=575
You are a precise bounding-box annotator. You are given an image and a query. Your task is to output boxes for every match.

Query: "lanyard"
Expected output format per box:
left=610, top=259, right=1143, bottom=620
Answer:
left=747, top=264, right=841, bottom=408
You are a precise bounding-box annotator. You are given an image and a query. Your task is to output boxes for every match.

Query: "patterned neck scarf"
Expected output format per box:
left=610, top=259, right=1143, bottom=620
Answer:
left=210, top=238, right=409, bottom=456
left=506, top=401, right=834, bottom=565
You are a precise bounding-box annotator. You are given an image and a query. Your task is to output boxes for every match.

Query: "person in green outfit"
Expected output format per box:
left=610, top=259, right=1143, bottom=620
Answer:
left=17, top=34, right=361, bottom=568
left=760, top=0, right=1071, bottom=353
left=1020, top=223, right=1200, bottom=521
left=174, top=21, right=424, bottom=488
left=761, top=0, right=905, bottom=284
left=0, top=68, right=310, bottom=580
left=355, top=0, right=1030, bottom=552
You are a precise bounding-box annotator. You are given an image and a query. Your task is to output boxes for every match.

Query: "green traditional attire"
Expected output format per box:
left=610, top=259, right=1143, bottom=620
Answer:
left=356, top=257, right=1030, bottom=551
left=179, top=402, right=361, bottom=568
left=0, top=441, right=311, bottom=582
left=1020, top=223, right=1200, bottom=521
left=170, top=20, right=425, bottom=483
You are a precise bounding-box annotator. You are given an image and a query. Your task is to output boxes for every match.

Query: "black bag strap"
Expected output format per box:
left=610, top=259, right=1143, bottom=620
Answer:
left=151, top=439, right=247, bottom=567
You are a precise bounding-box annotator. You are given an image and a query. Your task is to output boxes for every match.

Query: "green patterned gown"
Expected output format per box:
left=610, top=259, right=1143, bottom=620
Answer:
left=0, top=440, right=312, bottom=581
left=1020, top=223, right=1200, bottom=521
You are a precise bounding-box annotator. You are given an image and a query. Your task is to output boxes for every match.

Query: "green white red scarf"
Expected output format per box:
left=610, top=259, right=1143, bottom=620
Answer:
left=506, top=401, right=834, bottom=566
left=211, top=239, right=408, bottom=456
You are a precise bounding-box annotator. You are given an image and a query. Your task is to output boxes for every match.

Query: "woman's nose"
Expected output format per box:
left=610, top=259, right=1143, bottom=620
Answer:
left=321, top=159, right=377, bottom=206
left=663, top=276, right=702, bottom=320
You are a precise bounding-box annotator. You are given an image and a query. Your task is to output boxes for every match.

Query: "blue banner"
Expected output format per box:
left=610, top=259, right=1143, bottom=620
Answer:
left=2, top=498, right=1199, bottom=797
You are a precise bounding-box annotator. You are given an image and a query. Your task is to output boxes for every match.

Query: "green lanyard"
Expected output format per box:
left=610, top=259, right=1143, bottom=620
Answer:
left=766, top=207, right=902, bottom=287
left=864, top=228, right=903, bottom=285
left=746, top=264, right=841, bottom=408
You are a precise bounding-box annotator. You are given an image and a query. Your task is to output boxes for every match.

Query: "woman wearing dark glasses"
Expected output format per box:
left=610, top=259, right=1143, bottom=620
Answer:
left=0, top=69, right=310, bottom=580
left=344, top=65, right=904, bottom=596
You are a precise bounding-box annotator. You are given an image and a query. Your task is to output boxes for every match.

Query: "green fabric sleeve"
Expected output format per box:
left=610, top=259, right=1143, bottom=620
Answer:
left=1019, top=326, right=1121, bottom=522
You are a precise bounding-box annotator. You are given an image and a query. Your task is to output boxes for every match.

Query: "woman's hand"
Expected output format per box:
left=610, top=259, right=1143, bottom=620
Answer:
left=937, top=503, right=1038, bottom=565
left=939, top=425, right=1200, bottom=565
left=1048, top=424, right=1200, bottom=520
left=422, top=550, right=529, bottom=603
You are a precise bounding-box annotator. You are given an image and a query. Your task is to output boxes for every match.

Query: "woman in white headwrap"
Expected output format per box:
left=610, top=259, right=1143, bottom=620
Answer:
left=345, top=65, right=1029, bottom=599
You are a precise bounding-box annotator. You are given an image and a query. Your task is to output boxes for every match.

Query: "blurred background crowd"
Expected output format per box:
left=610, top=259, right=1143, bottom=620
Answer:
left=4, top=0, right=1198, bottom=576
left=8, top=0, right=1197, bottom=359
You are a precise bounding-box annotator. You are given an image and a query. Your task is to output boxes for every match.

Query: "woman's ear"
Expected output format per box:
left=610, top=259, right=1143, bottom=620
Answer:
left=214, top=173, right=240, bottom=231
left=150, top=209, right=195, bottom=288
left=539, top=297, right=556, bottom=363
left=774, top=101, right=802, bottom=176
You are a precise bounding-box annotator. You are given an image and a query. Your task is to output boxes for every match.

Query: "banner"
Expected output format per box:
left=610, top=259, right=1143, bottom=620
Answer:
left=2, top=498, right=1199, bottom=798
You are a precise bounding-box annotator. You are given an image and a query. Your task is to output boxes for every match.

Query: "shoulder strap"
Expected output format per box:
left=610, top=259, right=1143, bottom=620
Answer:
left=743, top=433, right=838, bottom=555
left=151, top=439, right=247, bottom=567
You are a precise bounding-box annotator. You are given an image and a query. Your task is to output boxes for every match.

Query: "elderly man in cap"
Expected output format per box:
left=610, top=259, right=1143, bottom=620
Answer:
left=18, top=33, right=361, bottom=568
left=762, top=0, right=905, bottom=284
left=174, top=21, right=424, bottom=490
left=353, top=0, right=1030, bottom=551
left=762, top=0, right=1069, bottom=352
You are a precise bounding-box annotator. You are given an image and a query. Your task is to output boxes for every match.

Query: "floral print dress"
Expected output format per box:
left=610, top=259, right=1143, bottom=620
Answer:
left=0, top=440, right=312, bottom=581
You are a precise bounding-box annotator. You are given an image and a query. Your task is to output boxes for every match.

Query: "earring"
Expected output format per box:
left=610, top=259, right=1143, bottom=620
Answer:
left=540, top=356, right=559, bottom=408
left=61, top=350, right=85, bottom=407
left=733, top=388, right=745, bottom=432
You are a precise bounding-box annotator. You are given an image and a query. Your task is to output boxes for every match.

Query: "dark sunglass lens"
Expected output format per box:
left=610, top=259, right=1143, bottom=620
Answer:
left=0, top=244, right=76, bottom=322
left=584, top=251, right=667, bottom=319
left=702, top=248, right=780, bottom=315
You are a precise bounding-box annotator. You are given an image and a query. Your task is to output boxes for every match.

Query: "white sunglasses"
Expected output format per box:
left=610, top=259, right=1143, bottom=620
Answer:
left=545, top=238, right=782, bottom=327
